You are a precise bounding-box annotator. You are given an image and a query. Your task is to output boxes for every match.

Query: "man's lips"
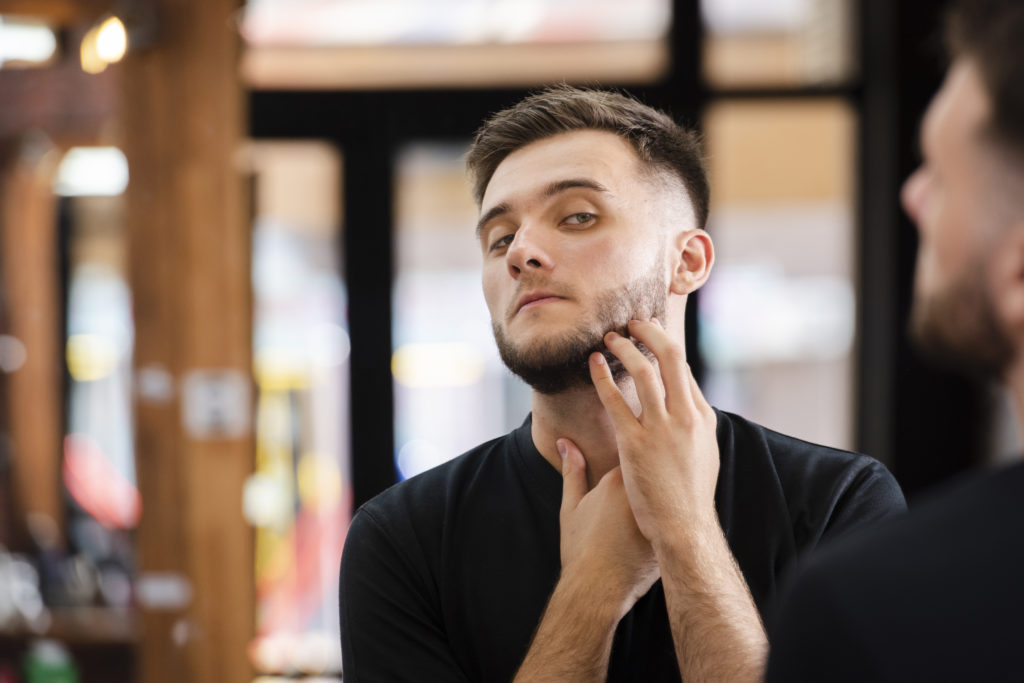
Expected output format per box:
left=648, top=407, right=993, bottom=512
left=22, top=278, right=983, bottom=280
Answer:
left=514, top=292, right=565, bottom=315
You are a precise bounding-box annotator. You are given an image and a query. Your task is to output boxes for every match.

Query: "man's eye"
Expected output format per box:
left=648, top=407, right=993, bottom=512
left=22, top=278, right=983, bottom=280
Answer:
left=489, top=234, right=514, bottom=252
left=563, top=212, right=595, bottom=225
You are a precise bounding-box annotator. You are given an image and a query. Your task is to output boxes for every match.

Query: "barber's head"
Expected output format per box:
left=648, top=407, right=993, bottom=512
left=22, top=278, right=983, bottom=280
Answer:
left=902, top=0, right=1024, bottom=380
left=467, top=87, right=713, bottom=394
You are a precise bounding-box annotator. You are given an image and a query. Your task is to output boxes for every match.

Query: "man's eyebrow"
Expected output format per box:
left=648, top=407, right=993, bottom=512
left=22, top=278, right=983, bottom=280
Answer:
left=476, top=202, right=511, bottom=238
left=475, top=178, right=610, bottom=237
left=543, top=177, right=610, bottom=198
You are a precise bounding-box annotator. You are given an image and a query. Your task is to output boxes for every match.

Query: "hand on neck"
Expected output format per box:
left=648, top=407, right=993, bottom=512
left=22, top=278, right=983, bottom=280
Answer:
left=530, top=378, right=641, bottom=488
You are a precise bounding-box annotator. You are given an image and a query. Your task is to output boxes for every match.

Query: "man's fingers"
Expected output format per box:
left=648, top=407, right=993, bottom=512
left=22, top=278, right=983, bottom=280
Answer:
left=588, top=351, right=640, bottom=427
left=558, top=438, right=588, bottom=515
left=626, top=319, right=692, bottom=414
left=602, top=332, right=666, bottom=417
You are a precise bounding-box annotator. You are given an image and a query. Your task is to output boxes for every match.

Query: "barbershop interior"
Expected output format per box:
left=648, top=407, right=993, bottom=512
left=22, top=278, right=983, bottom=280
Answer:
left=0, top=0, right=1009, bottom=681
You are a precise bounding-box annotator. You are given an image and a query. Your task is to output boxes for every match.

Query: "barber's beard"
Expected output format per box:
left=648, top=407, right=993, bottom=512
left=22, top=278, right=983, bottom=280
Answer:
left=909, top=264, right=1013, bottom=381
left=492, top=267, right=667, bottom=396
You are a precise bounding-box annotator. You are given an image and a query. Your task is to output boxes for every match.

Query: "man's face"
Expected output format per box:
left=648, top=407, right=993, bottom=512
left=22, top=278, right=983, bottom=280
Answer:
left=477, top=129, right=680, bottom=394
left=902, top=58, right=1015, bottom=379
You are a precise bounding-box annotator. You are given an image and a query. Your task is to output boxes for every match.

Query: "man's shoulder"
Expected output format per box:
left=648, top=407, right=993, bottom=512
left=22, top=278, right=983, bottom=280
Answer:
left=714, top=408, right=905, bottom=547
left=715, top=408, right=895, bottom=487
left=360, top=429, right=519, bottom=521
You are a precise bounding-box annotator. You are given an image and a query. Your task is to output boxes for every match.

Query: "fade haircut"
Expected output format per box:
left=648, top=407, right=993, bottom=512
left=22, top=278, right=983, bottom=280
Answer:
left=947, top=0, right=1024, bottom=154
left=466, top=85, right=709, bottom=230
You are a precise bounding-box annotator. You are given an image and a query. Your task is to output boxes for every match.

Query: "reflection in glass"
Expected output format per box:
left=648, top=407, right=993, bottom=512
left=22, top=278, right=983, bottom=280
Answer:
left=699, top=98, right=855, bottom=449
left=246, top=141, right=348, bottom=678
left=702, top=0, right=856, bottom=88
left=392, top=142, right=531, bottom=480
left=61, top=191, right=138, bottom=610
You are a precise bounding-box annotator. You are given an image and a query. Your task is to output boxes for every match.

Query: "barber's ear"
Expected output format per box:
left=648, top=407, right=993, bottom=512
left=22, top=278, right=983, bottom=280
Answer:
left=669, top=229, right=714, bottom=295
left=994, top=224, right=1024, bottom=338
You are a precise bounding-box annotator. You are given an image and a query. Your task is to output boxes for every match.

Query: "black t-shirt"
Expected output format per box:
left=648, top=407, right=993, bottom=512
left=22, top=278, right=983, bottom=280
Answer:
left=765, top=460, right=1024, bottom=683
left=340, top=410, right=905, bottom=682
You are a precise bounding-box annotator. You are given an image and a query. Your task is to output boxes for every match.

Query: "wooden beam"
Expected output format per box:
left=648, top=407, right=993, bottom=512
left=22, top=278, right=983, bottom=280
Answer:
left=121, top=0, right=253, bottom=681
left=0, top=138, right=64, bottom=549
left=0, top=0, right=108, bottom=26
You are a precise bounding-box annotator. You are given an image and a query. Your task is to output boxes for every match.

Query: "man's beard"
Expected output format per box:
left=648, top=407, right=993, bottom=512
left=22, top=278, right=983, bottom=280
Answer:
left=492, top=267, right=667, bottom=395
left=909, top=265, right=1013, bottom=381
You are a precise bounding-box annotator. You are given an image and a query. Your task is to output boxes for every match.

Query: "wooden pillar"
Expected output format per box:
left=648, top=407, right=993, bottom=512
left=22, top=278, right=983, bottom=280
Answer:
left=0, top=138, right=65, bottom=548
left=120, top=0, right=253, bottom=681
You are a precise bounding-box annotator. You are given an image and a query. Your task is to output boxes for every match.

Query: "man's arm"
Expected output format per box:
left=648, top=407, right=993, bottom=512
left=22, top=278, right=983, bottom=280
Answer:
left=340, top=508, right=471, bottom=682
left=591, top=318, right=768, bottom=682
left=514, top=442, right=659, bottom=682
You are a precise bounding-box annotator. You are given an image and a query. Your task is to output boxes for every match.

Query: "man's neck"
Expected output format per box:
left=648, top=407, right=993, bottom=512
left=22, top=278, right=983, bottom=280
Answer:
left=530, top=380, right=641, bottom=488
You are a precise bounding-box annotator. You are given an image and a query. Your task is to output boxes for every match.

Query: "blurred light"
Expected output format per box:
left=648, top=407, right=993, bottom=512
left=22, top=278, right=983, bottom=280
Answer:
left=397, top=439, right=445, bottom=479
left=0, top=16, right=58, bottom=68
left=66, top=333, right=120, bottom=382
left=699, top=263, right=854, bottom=368
left=54, top=147, right=129, bottom=197
left=80, top=15, right=127, bottom=74
left=702, top=0, right=808, bottom=34
left=392, top=342, right=484, bottom=388
left=296, top=454, right=342, bottom=507
left=242, top=473, right=291, bottom=528
left=0, top=335, right=27, bottom=373
left=309, top=323, right=350, bottom=368
left=63, top=433, right=142, bottom=529
left=96, top=17, right=127, bottom=63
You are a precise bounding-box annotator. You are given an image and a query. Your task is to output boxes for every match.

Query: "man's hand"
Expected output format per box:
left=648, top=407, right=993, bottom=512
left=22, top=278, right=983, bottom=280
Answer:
left=589, top=318, right=768, bottom=683
left=590, top=318, right=720, bottom=545
left=513, top=437, right=660, bottom=682
left=557, top=439, right=659, bottom=613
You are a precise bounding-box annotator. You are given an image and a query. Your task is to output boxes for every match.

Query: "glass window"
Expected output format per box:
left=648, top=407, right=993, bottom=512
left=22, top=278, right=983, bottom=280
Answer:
left=702, top=0, right=856, bottom=88
left=240, top=0, right=671, bottom=89
left=245, top=141, right=348, bottom=678
left=392, top=142, right=531, bottom=480
left=699, top=98, right=856, bottom=449
left=61, top=190, right=138, bottom=610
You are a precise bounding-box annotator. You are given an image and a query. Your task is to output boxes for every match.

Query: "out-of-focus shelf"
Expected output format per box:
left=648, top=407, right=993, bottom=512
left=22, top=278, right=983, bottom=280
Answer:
left=0, top=607, right=139, bottom=645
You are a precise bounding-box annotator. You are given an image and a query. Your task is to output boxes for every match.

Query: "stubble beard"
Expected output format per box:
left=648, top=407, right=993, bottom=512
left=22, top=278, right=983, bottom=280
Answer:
left=492, top=267, right=668, bottom=395
left=908, top=263, right=1014, bottom=382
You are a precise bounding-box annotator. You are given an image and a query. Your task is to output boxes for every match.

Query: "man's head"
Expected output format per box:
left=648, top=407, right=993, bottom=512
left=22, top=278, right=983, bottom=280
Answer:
left=468, top=87, right=713, bottom=395
left=467, top=85, right=709, bottom=228
left=902, top=0, right=1024, bottom=380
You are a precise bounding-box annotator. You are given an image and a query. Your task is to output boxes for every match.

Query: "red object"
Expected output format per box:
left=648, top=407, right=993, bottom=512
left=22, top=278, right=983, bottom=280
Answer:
left=63, top=433, right=142, bottom=529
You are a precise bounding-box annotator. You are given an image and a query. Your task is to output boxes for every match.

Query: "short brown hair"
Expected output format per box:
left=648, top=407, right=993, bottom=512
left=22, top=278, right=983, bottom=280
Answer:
left=947, top=0, right=1024, bottom=153
left=466, top=85, right=709, bottom=229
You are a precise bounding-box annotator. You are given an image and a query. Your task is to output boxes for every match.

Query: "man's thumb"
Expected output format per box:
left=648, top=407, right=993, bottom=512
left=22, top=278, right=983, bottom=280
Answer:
left=558, top=438, right=588, bottom=513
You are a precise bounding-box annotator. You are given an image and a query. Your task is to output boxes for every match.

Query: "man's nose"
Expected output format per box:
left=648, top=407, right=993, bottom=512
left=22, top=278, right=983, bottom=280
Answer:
left=506, top=225, right=551, bottom=277
left=901, top=167, right=928, bottom=226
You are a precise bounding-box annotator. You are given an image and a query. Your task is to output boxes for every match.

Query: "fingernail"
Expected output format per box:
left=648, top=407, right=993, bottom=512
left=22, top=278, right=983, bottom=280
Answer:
left=652, top=317, right=663, bottom=328
left=592, top=352, right=606, bottom=365
left=605, top=331, right=619, bottom=341
left=556, top=440, right=567, bottom=459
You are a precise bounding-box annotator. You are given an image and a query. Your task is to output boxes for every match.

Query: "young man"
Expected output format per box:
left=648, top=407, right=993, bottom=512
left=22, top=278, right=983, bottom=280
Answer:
left=764, top=1, right=1024, bottom=680
left=340, top=87, right=904, bottom=682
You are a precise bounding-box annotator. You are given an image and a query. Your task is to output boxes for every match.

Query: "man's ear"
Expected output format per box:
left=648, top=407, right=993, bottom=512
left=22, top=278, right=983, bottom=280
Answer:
left=669, top=229, right=714, bottom=295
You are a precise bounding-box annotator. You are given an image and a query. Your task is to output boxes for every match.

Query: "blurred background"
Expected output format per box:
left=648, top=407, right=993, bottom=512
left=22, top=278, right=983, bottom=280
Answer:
left=0, top=0, right=1011, bottom=681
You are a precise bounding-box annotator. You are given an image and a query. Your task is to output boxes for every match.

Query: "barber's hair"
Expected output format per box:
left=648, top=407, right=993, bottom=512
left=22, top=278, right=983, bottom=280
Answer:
left=947, top=0, right=1024, bottom=152
left=466, top=85, right=709, bottom=229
